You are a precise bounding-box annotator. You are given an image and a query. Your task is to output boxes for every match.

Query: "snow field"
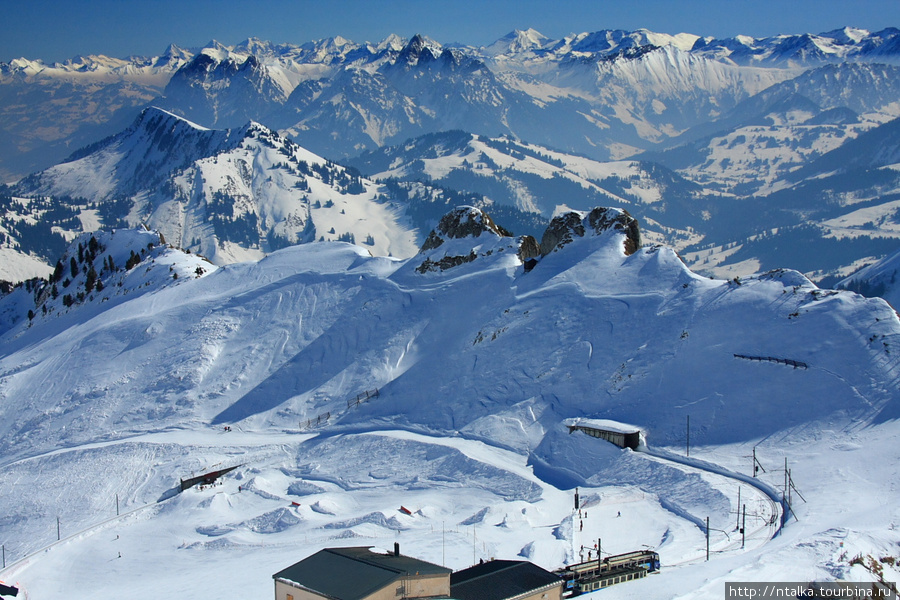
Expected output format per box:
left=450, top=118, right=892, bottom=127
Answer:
left=1, top=426, right=776, bottom=600
left=1, top=214, right=899, bottom=598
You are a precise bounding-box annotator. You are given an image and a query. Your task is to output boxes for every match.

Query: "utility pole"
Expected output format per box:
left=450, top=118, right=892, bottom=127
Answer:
left=784, top=460, right=794, bottom=506
left=784, top=457, right=788, bottom=503
left=742, top=504, right=746, bottom=549
left=751, top=446, right=766, bottom=478
left=705, top=516, right=710, bottom=561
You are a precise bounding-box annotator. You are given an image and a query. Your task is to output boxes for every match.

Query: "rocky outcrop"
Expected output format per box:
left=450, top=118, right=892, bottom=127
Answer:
left=539, top=212, right=586, bottom=256
left=419, top=206, right=511, bottom=252
left=516, top=235, right=541, bottom=263
left=587, top=207, right=642, bottom=255
left=416, top=206, right=535, bottom=274
left=540, top=207, right=641, bottom=256
left=416, top=206, right=642, bottom=274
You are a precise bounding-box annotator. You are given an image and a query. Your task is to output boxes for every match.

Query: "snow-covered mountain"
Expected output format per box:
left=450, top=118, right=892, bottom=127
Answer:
left=0, top=46, right=191, bottom=181
left=9, top=98, right=900, bottom=295
left=346, top=130, right=709, bottom=248
left=5, top=27, right=900, bottom=181
left=691, top=27, right=900, bottom=66
left=0, top=207, right=898, bottom=598
left=4, top=108, right=557, bottom=281
left=839, top=247, right=900, bottom=309
left=0, top=228, right=215, bottom=334
left=5, top=28, right=900, bottom=291
left=10, top=107, right=428, bottom=266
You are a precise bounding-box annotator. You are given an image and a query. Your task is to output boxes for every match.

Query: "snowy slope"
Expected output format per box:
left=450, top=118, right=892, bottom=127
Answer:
left=12, top=108, right=421, bottom=265
left=346, top=131, right=709, bottom=250
left=0, top=207, right=898, bottom=598
left=839, top=248, right=900, bottom=309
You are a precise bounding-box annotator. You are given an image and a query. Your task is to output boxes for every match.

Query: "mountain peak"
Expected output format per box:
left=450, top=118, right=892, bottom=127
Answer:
left=486, top=28, right=550, bottom=55
left=397, top=34, right=440, bottom=65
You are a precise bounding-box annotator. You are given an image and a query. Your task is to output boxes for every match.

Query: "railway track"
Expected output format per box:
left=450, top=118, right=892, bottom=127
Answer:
left=636, top=445, right=782, bottom=565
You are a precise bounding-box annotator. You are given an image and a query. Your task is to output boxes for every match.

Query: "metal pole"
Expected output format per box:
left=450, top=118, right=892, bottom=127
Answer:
left=2, top=544, right=5, bottom=568
left=116, top=494, right=119, bottom=516
left=705, top=516, right=709, bottom=561
left=742, top=504, right=746, bottom=549
left=788, top=468, right=792, bottom=507
left=753, top=447, right=757, bottom=476
left=736, top=487, right=741, bottom=530
left=784, top=458, right=788, bottom=501
left=57, top=517, right=60, bottom=541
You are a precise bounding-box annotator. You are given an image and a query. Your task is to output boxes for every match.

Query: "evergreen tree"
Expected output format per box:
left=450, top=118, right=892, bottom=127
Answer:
left=52, top=260, right=64, bottom=283
left=70, top=256, right=79, bottom=278
left=85, top=266, right=98, bottom=293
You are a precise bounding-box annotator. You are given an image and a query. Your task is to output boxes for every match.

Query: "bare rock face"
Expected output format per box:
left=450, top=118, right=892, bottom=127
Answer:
left=419, top=206, right=510, bottom=252
left=516, top=235, right=541, bottom=262
left=539, top=212, right=585, bottom=256
left=540, top=207, right=641, bottom=256
left=586, top=207, right=642, bottom=255
left=416, top=206, right=537, bottom=274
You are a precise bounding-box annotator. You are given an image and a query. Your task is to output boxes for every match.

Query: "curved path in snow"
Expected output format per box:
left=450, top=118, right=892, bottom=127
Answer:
left=636, top=444, right=783, bottom=563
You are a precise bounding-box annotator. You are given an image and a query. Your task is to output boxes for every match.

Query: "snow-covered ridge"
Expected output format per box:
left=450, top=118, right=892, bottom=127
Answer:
left=11, top=108, right=422, bottom=266
left=5, top=26, right=897, bottom=80
left=0, top=204, right=899, bottom=598
left=0, top=228, right=215, bottom=335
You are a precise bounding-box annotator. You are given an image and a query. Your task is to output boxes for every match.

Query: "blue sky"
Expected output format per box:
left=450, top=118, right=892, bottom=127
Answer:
left=3, top=0, right=900, bottom=62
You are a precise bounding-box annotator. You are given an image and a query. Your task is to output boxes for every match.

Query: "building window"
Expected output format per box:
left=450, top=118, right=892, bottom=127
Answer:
left=287, top=595, right=293, bottom=600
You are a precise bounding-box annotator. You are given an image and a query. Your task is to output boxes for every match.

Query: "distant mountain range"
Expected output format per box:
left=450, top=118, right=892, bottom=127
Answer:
left=4, top=108, right=548, bottom=272
left=3, top=27, right=900, bottom=297
left=4, top=27, right=900, bottom=180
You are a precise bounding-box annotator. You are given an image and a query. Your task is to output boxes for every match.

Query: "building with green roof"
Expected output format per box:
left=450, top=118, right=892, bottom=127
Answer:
left=273, top=544, right=452, bottom=600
